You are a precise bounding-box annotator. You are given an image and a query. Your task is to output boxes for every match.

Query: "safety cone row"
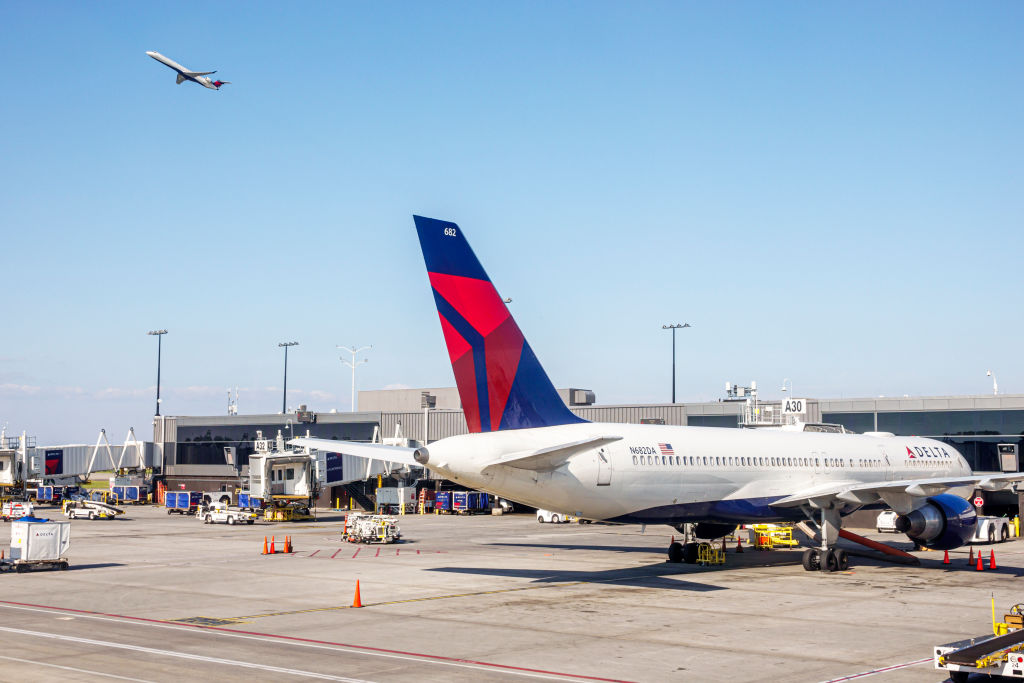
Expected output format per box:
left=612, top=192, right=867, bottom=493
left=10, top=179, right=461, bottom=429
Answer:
left=352, top=580, right=363, bottom=608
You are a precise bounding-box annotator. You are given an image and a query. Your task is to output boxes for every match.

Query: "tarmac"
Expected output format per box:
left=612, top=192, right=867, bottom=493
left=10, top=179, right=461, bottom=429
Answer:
left=0, top=505, right=1017, bottom=682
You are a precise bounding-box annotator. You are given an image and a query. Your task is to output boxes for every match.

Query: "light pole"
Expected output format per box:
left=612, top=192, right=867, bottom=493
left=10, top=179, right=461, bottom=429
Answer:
left=278, top=342, right=299, bottom=413
left=147, top=330, right=167, bottom=416
left=338, top=345, right=371, bottom=412
left=781, top=378, right=793, bottom=397
left=661, top=323, right=691, bottom=403
left=987, top=370, right=998, bottom=396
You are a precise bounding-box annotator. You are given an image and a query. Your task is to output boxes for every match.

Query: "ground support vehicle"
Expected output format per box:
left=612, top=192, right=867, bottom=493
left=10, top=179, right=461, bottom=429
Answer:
left=1, top=500, right=34, bottom=521
left=537, top=509, right=570, bottom=523
left=343, top=512, right=401, bottom=544
left=0, top=519, right=70, bottom=572
left=62, top=499, right=123, bottom=520
left=264, top=501, right=314, bottom=521
left=936, top=603, right=1024, bottom=682
left=198, top=502, right=255, bottom=525
left=165, top=491, right=202, bottom=515
left=972, top=516, right=1013, bottom=544
left=876, top=510, right=899, bottom=533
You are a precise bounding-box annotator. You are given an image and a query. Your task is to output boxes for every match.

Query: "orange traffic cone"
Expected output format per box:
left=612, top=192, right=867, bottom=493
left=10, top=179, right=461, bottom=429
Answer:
left=968, top=547, right=974, bottom=566
left=990, top=549, right=997, bottom=570
left=736, top=537, right=744, bottom=553
left=976, top=551, right=984, bottom=571
left=262, top=537, right=268, bottom=555
left=352, top=580, right=363, bottom=608
left=285, top=536, right=292, bottom=553
left=270, top=536, right=276, bottom=554
left=942, top=550, right=949, bottom=565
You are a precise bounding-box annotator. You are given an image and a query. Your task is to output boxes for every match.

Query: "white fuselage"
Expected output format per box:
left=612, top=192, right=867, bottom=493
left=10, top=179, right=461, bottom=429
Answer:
left=425, top=423, right=971, bottom=524
left=146, top=51, right=220, bottom=89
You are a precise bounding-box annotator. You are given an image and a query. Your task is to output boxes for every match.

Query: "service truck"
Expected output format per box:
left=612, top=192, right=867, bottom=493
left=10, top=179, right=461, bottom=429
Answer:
left=197, top=501, right=256, bottom=525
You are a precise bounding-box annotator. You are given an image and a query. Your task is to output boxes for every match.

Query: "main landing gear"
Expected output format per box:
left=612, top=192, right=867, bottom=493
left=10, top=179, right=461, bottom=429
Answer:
left=667, top=541, right=699, bottom=564
left=801, top=506, right=849, bottom=573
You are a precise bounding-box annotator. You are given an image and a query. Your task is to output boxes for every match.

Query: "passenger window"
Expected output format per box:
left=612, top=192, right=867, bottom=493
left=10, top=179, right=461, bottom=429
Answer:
left=633, top=456, right=638, bottom=465
left=675, top=456, right=680, bottom=465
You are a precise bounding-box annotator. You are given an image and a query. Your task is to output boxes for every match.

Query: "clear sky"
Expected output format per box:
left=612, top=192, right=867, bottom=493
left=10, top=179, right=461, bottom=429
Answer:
left=2, top=2, right=1022, bottom=444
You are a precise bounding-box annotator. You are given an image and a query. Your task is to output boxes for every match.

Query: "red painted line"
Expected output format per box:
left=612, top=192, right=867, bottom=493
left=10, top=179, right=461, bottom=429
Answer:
left=395, top=549, right=399, bottom=556
left=308, top=550, right=320, bottom=558
left=820, top=657, right=931, bottom=682
left=0, top=600, right=632, bottom=682
left=351, top=547, right=361, bottom=559
left=416, top=549, right=420, bottom=555
left=375, top=548, right=380, bottom=558
left=330, top=549, right=342, bottom=559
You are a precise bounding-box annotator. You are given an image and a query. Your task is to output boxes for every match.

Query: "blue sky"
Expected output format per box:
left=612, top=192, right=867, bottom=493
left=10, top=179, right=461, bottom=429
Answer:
left=2, top=2, right=1022, bottom=443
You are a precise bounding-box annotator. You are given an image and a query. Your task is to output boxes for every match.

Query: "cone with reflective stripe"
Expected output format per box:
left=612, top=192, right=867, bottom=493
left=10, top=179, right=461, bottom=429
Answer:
left=977, top=551, right=985, bottom=571
left=990, top=549, right=997, bottom=570
left=942, top=549, right=949, bottom=564
left=352, top=580, right=363, bottom=608
left=270, top=535, right=276, bottom=554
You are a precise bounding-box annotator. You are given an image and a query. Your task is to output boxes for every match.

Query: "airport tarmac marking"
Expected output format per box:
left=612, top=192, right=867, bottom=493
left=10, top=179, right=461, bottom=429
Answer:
left=0, top=654, right=154, bottom=682
left=170, top=616, right=250, bottom=626
left=0, top=625, right=373, bottom=681
left=0, top=601, right=632, bottom=682
left=818, top=657, right=931, bottom=681
left=233, top=581, right=587, bottom=620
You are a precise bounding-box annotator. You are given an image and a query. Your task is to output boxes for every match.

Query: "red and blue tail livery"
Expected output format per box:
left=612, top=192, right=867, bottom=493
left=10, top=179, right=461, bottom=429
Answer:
left=414, top=216, right=586, bottom=433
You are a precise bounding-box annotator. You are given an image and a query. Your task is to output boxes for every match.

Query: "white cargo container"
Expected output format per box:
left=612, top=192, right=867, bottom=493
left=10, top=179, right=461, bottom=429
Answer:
left=9, top=520, right=71, bottom=569
left=375, top=486, right=416, bottom=510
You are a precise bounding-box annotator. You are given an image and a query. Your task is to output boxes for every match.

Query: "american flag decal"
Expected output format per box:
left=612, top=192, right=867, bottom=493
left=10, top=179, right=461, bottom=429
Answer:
left=658, top=443, right=674, bottom=456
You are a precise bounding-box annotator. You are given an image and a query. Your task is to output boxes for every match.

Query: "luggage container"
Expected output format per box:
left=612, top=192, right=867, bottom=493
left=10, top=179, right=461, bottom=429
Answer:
left=435, top=490, right=452, bottom=513
left=165, top=491, right=201, bottom=515
left=375, top=486, right=417, bottom=514
left=1, top=518, right=71, bottom=572
left=238, top=491, right=264, bottom=511
left=452, top=491, right=469, bottom=513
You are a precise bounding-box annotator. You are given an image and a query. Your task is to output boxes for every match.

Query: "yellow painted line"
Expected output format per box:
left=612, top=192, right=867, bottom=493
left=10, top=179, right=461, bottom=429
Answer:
left=234, top=581, right=586, bottom=620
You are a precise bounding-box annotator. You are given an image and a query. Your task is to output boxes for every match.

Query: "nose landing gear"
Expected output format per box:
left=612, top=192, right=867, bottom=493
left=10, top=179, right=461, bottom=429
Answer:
left=802, top=547, right=848, bottom=572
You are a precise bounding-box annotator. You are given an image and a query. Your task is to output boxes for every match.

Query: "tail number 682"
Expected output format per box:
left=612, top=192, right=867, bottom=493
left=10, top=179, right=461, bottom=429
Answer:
left=444, top=227, right=457, bottom=237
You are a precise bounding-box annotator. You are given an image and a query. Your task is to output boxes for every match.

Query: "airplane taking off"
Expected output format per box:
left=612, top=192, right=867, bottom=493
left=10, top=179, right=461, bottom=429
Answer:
left=146, top=51, right=230, bottom=90
left=293, top=216, right=1024, bottom=572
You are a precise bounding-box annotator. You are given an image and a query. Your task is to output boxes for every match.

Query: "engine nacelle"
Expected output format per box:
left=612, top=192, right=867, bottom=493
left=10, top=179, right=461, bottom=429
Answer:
left=894, top=494, right=976, bottom=550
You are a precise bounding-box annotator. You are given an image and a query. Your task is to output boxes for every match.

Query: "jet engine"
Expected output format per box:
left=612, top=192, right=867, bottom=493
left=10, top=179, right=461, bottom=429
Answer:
left=894, top=494, right=976, bottom=550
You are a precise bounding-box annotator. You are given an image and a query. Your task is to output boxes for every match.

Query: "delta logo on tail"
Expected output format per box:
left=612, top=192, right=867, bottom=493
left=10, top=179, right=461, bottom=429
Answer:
left=414, top=216, right=585, bottom=433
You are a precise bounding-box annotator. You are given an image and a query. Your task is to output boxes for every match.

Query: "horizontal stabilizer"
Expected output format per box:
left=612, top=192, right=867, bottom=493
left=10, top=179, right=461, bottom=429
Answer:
left=183, top=70, right=215, bottom=77
left=288, top=437, right=425, bottom=468
left=485, top=436, right=622, bottom=472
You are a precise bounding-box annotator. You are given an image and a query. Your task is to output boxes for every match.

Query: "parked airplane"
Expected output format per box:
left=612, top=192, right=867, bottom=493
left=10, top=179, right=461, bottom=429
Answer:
left=145, top=51, right=230, bottom=90
left=292, top=216, right=1024, bottom=572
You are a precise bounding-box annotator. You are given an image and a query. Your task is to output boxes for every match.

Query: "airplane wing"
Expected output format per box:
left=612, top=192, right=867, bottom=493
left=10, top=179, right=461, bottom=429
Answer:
left=183, top=70, right=216, bottom=77
left=483, top=436, right=623, bottom=472
left=771, top=472, right=1024, bottom=513
left=288, top=438, right=424, bottom=468
left=176, top=74, right=186, bottom=84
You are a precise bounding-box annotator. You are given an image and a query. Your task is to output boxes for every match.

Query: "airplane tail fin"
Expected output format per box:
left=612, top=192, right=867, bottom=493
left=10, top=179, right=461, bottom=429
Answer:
left=414, top=216, right=586, bottom=433
left=213, top=80, right=230, bottom=88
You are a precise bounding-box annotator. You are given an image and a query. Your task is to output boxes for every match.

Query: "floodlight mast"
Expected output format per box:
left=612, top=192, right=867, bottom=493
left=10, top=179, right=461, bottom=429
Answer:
left=147, top=330, right=168, bottom=416
left=278, top=342, right=299, bottom=413
left=338, top=345, right=371, bottom=412
left=661, top=323, right=691, bottom=403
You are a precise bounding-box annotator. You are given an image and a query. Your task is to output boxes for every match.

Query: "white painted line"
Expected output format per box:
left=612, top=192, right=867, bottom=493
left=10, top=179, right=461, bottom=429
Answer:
left=818, top=657, right=931, bottom=682
left=0, top=604, right=606, bottom=682
left=0, top=654, right=155, bottom=682
left=0, top=626, right=373, bottom=682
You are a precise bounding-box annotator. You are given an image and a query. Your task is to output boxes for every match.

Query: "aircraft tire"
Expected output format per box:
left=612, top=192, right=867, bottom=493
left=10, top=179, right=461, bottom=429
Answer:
left=823, top=549, right=840, bottom=572
left=835, top=549, right=848, bottom=571
left=802, top=548, right=821, bottom=572
left=667, top=542, right=683, bottom=563
left=948, top=672, right=969, bottom=683
left=681, top=542, right=699, bottom=564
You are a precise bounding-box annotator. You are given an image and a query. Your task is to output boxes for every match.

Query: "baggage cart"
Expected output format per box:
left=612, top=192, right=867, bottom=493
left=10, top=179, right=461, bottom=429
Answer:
left=0, top=518, right=71, bottom=572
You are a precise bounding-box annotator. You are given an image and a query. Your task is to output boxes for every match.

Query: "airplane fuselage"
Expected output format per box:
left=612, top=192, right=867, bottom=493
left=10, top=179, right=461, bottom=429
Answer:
left=146, top=51, right=225, bottom=90
left=425, top=423, right=971, bottom=524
